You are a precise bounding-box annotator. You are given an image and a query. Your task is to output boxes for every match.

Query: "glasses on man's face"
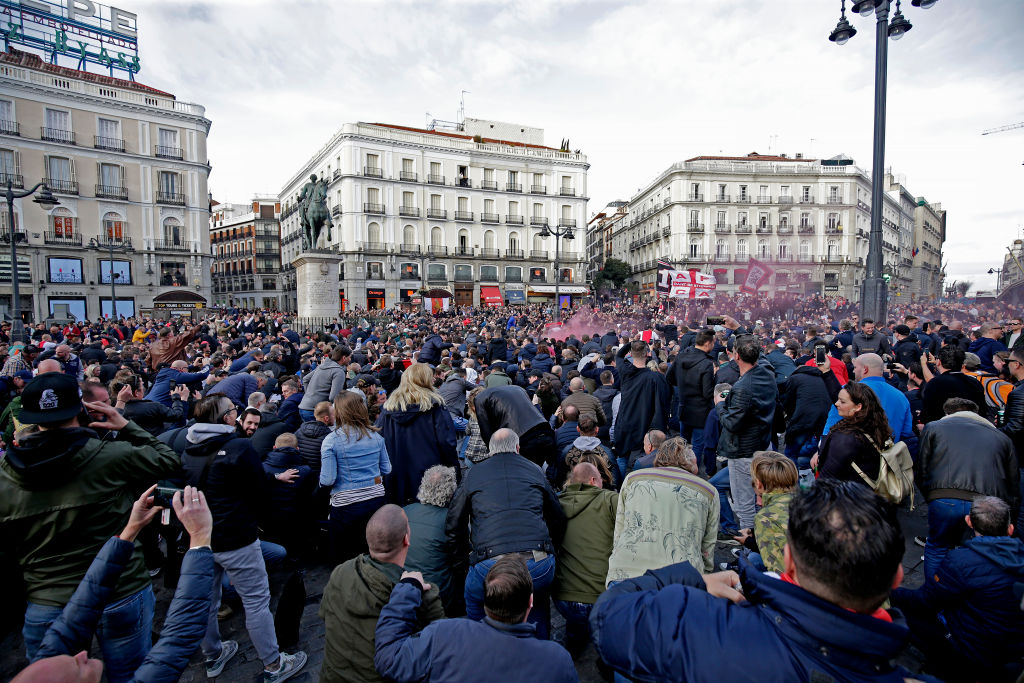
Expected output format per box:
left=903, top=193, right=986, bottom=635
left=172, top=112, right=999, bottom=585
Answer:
left=1009, top=360, right=1021, bottom=367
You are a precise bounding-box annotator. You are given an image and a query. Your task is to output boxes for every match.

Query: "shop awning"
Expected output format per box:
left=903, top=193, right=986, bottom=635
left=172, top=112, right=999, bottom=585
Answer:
left=506, top=290, right=526, bottom=303
left=423, top=288, right=452, bottom=298
left=481, top=286, right=503, bottom=306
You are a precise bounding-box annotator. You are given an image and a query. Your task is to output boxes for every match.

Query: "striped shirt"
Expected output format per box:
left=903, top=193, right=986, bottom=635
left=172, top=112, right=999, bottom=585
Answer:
left=330, top=483, right=384, bottom=507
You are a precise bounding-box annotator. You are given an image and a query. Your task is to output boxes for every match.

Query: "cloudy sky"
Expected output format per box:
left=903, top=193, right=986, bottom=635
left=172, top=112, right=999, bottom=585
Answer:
left=130, top=0, right=1022, bottom=293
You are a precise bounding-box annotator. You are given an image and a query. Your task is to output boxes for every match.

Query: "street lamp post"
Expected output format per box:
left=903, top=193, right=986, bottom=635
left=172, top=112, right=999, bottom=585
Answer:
left=828, top=0, right=937, bottom=323
left=3, top=179, right=59, bottom=344
left=988, top=267, right=1002, bottom=295
left=88, top=235, right=130, bottom=321
left=539, top=223, right=576, bottom=323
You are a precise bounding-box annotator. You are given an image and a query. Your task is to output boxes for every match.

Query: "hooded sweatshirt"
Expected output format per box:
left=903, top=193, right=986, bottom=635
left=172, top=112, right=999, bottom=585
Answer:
left=555, top=483, right=618, bottom=604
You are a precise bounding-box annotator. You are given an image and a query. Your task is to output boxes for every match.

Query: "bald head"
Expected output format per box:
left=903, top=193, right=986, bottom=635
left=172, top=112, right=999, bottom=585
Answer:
left=171, top=360, right=189, bottom=371
left=12, top=651, right=103, bottom=682
left=561, top=404, right=580, bottom=423
left=569, top=462, right=601, bottom=487
left=569, top=377, right=585, bottom=393
left=36, top=359, right=62, bottom=374
left=854, top=353, right=883, bottom=378
left=365, top=504, right=409, bottom=561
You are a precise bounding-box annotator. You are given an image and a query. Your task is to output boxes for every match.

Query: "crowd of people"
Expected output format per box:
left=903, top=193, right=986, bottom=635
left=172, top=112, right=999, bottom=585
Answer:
left=0, top=293, right=1021, bottom=682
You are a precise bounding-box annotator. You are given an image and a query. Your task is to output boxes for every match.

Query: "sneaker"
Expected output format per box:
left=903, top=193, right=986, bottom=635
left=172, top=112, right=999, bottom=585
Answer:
left=148, top=567, right=162, bottom=578
left=914, top=535, right=927, bottom=547
left=206, top=640, right=238, bottom=678
left=263, top=651, right=308, bottom=683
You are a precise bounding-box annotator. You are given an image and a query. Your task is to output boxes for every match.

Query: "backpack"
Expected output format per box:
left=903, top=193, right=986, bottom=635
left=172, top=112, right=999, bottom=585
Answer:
left=852, top=435, right=915, bottom=508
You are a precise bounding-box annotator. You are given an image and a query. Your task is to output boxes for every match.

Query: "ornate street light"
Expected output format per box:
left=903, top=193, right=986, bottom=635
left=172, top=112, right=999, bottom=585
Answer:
left=538, top=222, right=575, bottom=323
left=4, top=179, right=59, bottom=344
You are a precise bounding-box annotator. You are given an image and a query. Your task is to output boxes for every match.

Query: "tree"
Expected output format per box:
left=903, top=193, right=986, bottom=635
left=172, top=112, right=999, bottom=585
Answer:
left=593, top=258, right=631, bottom=290
left=955, top=280, right=973, bottom=298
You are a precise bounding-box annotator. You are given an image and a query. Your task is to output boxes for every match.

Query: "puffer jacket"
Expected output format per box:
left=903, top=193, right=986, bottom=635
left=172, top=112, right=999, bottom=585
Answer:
left=893, top=334, right=921, bottom=370
left=377, top=402, right=458, bottom=507
left=295, top=419, right=332, bottom=471
left=918, top=411, right=1019, bottom=506
left=445, top=451, right=566, bottom=566
left=486, top=336, right=509, bottom=365
left=673, top=346, right=714, bottom=428
left=783, top=365, right=830, bottom=436
left=33, top=537, right=213, bottom=683
left=967, top=335, right=1008, bottom=373
left=298, top=358, right=347, bottom=410
left=0, top=422, right=179, bottom=607
left=716, top=361, right=777, bottom=459
left=419, top=334, right=452, bottom=365
left=591, top=561, right=934, bottom=683
left=531, top=352, right=554, bottom=376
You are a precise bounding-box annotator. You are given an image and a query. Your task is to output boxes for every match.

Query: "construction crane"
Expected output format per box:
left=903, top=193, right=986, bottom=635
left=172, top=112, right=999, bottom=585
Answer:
left=982, top=122, right=1024, bottom=135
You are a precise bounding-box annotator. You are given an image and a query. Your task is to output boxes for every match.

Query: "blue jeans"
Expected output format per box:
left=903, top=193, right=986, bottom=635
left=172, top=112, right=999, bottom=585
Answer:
left=710, top=465, right=737, bottom=534
left=465, top=553, right=555, bottom=639
left=683, top=426, right=707, bottom=473
left=924, top=498, right=972, bottom=581
left=784, top=432, right=817, bottom=469
left=24, top=585, right=155, bottom=683
left=298, top=408, right=315, bottom=423
left=616, top=456, right=629, bottom=482
left=553, top=599, right=592, bottom=651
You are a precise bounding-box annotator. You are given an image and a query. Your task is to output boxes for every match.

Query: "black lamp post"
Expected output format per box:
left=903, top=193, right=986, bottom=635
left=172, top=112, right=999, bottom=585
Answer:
left=89, top=235, right=130, bottom=320
left=538, top=222, right=575, bottom=323
left=3, top=179, right=59, bottom=344
left=988, top=267, right=1002, bottom=294
left=828, top=0, right=937, bottom=323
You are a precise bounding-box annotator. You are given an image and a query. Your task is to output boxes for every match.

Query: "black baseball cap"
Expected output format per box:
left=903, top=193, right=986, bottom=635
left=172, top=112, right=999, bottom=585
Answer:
left=19, top=373, right=83, bottom=423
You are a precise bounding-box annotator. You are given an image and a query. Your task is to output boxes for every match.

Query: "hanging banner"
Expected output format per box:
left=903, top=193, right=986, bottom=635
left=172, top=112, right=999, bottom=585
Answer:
left=740, top=257, right=775, bottom=294
left=657, top=260, right=716, bottom=299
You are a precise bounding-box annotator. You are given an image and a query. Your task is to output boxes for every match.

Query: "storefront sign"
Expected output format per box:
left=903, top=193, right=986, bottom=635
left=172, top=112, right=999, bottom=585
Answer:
left=1, top=0, right=141, bottom=77
left=153, top=301, right=204, bottom=309
left=367, top=288, right=385, bottom=298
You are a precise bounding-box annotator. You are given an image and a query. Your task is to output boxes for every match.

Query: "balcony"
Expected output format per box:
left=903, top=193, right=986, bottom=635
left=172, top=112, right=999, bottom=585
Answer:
left=756, top=225, right=773, bottom=234
left=95, top=184, right=127, bottom=200
left=506, top=249, right=525, bottom=259
left=0, top=120, right=19, bottom=136
left=481, top=180, right=498, bottom=190
left=685, top=193, right=704, bottom=202
left=505, top=214, right=524, bottom=225
left=826, top=196, right=844, bottom=204
left=400, top=171, right=418, bottom=182
left=777, top=225, right=793, bottom=235
left=399, top=205, right=420, bottom=217
left=95, top=235, right=132, bottom=249
left=756, top=195, right=772, bottom=203
left=776, top=255, right=793, bottom=262
left=505, top=182, right=522, bottom=193
left=662, top=226, right=671, bottom=237
left=687, top=222, right=705, bottom=233
left=154, top=190, right=186, bottom=205
left=454, top=210, right=474, bottom=221
left=0, top=172, right=23, bottom=188
left=45, top=178, right=79, bottom=195
left=735, top=224, right=752, bottom=234
left=456, top=177, right=471, bottom=188
left=155, top=145, right=183, bottom=160
left=714, top=224, right=732, bottom=234
left=94, top=135, right=124, bottom=152
left=455, top=246, right=474, bottom=257
left=714, top=194, right=731, bottom=203
left=41, top=127, right=75, bottom=144
left=800, top=195, right=815, bottom=204
left=361, top=242, right=388, bottom=253
left=400, top=243, right=420, bottom=254
left=333, top=169, right=342, bottom=181
left=777, top=195, right=794, bottom=204
left=530, top=217, right=549, bottom=227
left=44, top=231, right=83, bottom=246
left=427, top=245, right=448, bottom=256
left=559, top=187, right=576, bottom=197
left=152, top=239, right=193, bottom=252
left=825, top=226, right=843, bottom=235
left=363, top=166, right=383, bottom=178
left=454, top=271, right=474, bottom=282
left=480, top=248, right=500, bottom=258
left=331, top=205, right=342, bottom=217
left=713, top=254, right=731, bottom=262
left=736, top=195, right=751, bottom=204
left=798, top=254, right=815, bottom=262
left=427, top=208, right=447, bottom=220
left=798, top=224, right=815, bottom=234
left=530, top=249, right=548, bottom=259
left=530, top=184, right=547, bottom=194
left=363, top=202, right=385, bottom=214
left=427, top=174, right=445, bottom=185
left=558, top=217, right=577, bottom=228
left=481, top=212, right=500, bottom=223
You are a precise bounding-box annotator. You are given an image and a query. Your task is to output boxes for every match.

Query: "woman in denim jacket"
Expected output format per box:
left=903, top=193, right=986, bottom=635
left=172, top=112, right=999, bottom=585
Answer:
left=320, top=391, right=392, bottom=565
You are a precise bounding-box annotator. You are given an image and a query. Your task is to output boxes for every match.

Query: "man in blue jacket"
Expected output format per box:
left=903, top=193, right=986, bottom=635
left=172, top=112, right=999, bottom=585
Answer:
left=374, top=556, right=577, bottom=683
left=145, top=359, right=210, bottom=407
left=967, top=322, right=1008, bottom=374
left=891, top=496, right=1024, bottom=683
left=590, top=480, right=934, bottom=683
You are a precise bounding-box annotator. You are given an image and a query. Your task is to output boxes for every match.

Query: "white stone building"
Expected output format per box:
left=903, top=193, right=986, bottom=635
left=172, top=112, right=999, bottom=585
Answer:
left=0, top=48, right=212, bottom=321
left=616, top=153, right=944, bottom=301
left=278, top=118, right=590, bottom=311
left=209, top=196, right=282, bottom=310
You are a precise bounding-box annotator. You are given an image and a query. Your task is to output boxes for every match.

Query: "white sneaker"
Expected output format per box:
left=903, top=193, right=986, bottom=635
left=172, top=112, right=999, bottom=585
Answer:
left=205, top=640, right=238, bottom=678
left=263, top=651, right=308, bottom=683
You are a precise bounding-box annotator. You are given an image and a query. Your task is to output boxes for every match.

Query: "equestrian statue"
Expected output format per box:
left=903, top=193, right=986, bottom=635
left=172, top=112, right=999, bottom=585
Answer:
left=298, top=173, right=333, bottom=250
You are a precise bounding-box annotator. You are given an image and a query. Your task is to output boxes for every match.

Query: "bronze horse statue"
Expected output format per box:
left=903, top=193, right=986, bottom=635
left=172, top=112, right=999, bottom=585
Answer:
left=298, top=173, right=333, bottom=250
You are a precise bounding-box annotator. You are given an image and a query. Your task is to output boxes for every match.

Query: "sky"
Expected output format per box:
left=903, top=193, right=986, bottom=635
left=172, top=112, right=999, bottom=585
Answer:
left=124, top=0, right=1023, bottom=293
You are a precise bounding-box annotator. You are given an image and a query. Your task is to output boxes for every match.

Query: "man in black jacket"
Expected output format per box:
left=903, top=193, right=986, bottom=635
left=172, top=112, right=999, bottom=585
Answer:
left=613, top=340, right=671, bottom=476
left=445, top=428, right=566, bottom=640
left=918, top=397, right=1019, bottom=580
left=920, top=345, right=985, bottom=425
left=419, top=330, right=452, bottom=366
left=1000, top=346, right=1024, bottom=533
left=474, top=384, right=555, bottom=471
left=485, top=333, right=508, bottom=366
left=672, top=329, right=715, bottom=474
left=782, top=364, right=831, bottom=466
left=113, top=375, right=188, bottom=436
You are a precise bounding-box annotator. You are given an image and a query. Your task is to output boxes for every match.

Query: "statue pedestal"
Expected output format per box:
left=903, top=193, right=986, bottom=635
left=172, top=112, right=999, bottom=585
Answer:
left=292, top=253, right=341, bottom=319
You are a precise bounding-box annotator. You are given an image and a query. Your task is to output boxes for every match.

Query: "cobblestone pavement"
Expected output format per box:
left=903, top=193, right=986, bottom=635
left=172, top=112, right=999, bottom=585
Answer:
left=0, top=502, right=928, bottom=682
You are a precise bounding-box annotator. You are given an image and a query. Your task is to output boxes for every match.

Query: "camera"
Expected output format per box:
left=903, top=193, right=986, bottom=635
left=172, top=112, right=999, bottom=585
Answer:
left=154, top=486, right=183, bottom=525
left=168, top=380, right=177, bottom=390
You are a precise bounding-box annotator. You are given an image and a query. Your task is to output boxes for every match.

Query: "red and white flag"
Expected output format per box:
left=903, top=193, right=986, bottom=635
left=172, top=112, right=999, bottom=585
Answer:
left=740, top=257, right=774, bottom=294
left=657, top=260, right=717, bottom=299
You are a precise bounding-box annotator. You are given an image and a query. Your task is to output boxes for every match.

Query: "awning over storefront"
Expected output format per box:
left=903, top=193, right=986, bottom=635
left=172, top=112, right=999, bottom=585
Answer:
left=481, top=286, right=503, bottom=306
left=153, top=290, right=207, bottom=310
left=423, top=288, right=452, bottom=298
left=506, top=289, right=526, bottom=303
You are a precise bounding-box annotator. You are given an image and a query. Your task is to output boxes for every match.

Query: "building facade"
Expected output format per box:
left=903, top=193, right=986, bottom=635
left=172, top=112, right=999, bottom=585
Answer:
left=615, top=153, right=944, bottom=301
left=910, top=195, right=946, bottom=300
left=0, top=49, right=212, bottom=322
left=210, top=196, right=282, bottom=310
left=586, top=200, right=627, bottom=282
left=279, top=118, right=589, bottom=311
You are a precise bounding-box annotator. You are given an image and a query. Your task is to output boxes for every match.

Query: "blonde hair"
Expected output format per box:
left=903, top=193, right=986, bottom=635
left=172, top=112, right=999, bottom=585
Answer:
left=751, top=451, right=798, bottom=492
left=383, top=363, right=443, bottom=413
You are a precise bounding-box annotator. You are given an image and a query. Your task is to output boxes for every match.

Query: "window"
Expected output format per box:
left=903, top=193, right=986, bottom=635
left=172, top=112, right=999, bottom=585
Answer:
left=739, top=185, right=748, bottom=199
left=529, top=267, right=546, bottom=282
left=98, top=117, right=120, bottom=140
left=690, top=183, right=700, bottom=198
left=366, top=187, right=380, bottom=204
left=399, top=262, right=419, bottom=279
left=428, top=263, right=447, bottom=279
left=48, top=297, right=86, bottom=321
left=158, top=127, right=178, bottom=152
left=717, top=184, right=726, bottom=199
left=561, top=205, right=572, bottom=219
left=366, top=153, right=379, bottom=170
left=430, top=194, right=442, bottom=209
left=800, top=240, right=811, bottom=258
left=689, top=240, right=701, bottom=258
left=158, top=171, right=178, bottom=194
left=758, top=239, right=769, bottom=258
left=104, top=212, right=125, bottom=240
left=430, top=162, right=441, bottom=176
left=45, top=108, right=70, bottom=131
left=759, top=185, right=768, bottom=197
left=367, top=222, right=382, bottom=244
left=736, top=239, right=748, bottom=258
left=402, top=158, right=413, bottom=173
left=458, top=229, right=470, bottom=254
left=0, top=148, right=18, bottom=182
left=47, top=156, right=73, bottom=182
left=455, top=264, right=472, bottom=281
left=532, top=203, right=543, bottom=218
left=98, top=163, right=122, bottom=189
left=801, top=186, right=811, bottom=201
left=484, top=198, right=495, bottom=213
left=430, top=227, right=443, bottom=246
left=559, top=268, right=573, bottom=283
left=99, top=259, right=132, bottom=284
left=51, top=208, right=75, bottom=237
left=827, top=240, right=838, bottom=259
left=509, top=200, right=519, bottom=217
left=505, top=266, right=522, bottom=282
left=484, top=168, right=494, bottom=181
left=779, top=214, right=789, bottom=228
left=100, top=298, right=135, bottom=318
left=779, top=241, right=790, bottom=258
left=800, top=212, right=811, bottom=227
left=828, top=213, right=839, bottom=230
left=716, top=210, right=726, bottom=227
left=508, top=170, right=518, bottom=183
left=780, top=185, right=790, bottom=197
left=0, top=99, right=12, bottom=124
left=367, top=261, right=384, bottom=279
left=402, top=191, right=414, bottom=208
left=508, top=232, right=520, bottom=252
left=689, top=209, right=699, bottom=226
left=829, top=186, right=840, bottom=201
left=480, top=265, right=498, bottom=280
left=162, top=217, right=182, bottom=245
left=716, top=239, right=729, bottom=258
left=458, top=196, right=469, bottom=212
left=161, top=262, right=187, bottom=286
left=483, top=230, right=495, bottom=249
left=738, top=211, right=748, bottom=226
left=403, top=225, right=416, bottom=245
left=48, top=257, right=83, bottom=283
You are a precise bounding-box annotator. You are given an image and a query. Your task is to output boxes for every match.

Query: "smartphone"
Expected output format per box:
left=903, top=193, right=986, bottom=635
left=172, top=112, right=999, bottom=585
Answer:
left=706, top=315, right=726, bottom=326
left=168, top=380, right=177, bottom=391
left=815, top=346, right=827, bottom=366
left=154, top=486, right=183, bottom=507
